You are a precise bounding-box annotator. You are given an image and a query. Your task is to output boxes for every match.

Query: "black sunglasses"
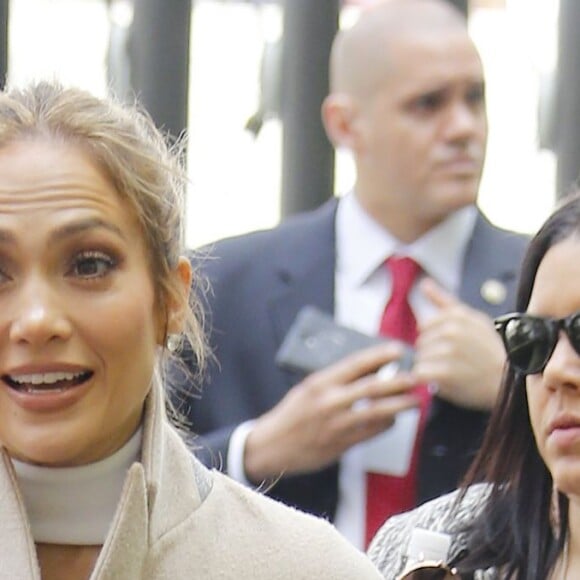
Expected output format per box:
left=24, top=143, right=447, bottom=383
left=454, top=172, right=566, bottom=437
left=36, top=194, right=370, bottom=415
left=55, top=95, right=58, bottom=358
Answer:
left=494, top=310, right=580, bottom=376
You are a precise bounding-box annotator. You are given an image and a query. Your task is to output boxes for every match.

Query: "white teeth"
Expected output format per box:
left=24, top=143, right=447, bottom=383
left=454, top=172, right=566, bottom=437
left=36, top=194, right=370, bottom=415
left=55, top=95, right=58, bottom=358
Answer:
left=9, top=372, right=83, bottom=385
left=21, top=385, right=69, bottom=394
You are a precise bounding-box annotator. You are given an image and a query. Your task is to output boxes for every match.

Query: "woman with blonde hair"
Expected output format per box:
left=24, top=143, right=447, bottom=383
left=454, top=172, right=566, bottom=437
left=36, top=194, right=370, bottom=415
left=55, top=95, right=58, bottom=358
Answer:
left=0, top=81, right=381, bottom=579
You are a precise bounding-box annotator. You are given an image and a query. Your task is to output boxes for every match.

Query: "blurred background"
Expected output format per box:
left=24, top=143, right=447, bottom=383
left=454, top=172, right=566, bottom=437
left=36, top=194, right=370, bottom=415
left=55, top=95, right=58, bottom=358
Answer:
left=2, top=0, right=569, bottom=247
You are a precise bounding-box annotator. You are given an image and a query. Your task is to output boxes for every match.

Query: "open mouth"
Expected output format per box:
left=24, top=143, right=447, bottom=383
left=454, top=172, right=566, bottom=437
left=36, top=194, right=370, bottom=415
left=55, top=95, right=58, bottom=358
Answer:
left=3, top=371, right=93, bottom=394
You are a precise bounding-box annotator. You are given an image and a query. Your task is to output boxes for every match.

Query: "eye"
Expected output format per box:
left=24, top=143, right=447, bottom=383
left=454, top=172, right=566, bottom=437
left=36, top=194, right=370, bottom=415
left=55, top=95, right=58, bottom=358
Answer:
left=465, top=83, right=485, bottom=107
left=68, top=250, right=117, bottom=280
left=0, top=269, right=11, bottom=286
left=410, top=90, right=446, bottom=114
left=0, top=257, right=14, bottom=285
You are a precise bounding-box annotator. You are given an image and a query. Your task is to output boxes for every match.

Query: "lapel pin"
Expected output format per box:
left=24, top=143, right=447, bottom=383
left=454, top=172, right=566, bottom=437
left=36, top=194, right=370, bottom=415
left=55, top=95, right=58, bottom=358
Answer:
left=480, top=279, right=507, bottom=305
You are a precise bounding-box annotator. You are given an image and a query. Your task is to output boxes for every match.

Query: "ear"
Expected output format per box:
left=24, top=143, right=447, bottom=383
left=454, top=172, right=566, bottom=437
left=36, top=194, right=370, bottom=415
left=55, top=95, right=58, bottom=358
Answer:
left=321, top=93, right=361, bottom=151
left=165, top=256, right=192, bottom=335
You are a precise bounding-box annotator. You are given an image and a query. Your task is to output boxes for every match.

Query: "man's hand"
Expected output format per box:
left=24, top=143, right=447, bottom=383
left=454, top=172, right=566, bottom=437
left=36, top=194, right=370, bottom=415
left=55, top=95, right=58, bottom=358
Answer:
left=243, top=342, right=420, bottom=483
left=414, top=277, right=506, bottom=410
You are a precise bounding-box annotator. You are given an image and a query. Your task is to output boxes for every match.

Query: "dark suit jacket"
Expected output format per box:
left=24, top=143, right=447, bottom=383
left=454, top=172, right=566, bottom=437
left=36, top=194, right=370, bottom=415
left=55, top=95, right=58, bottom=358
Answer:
left=172, top=199, right=529, bottom=521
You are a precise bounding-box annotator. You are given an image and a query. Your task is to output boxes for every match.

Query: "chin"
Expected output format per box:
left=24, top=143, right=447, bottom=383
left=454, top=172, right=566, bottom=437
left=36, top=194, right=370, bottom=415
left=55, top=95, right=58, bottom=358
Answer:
left=426, top=184, right=478, bottom=214
left=444, top=185, right=478, bottom=206
left=550, top=462, right=580, bottom=497
left=8, top=446, right=79, bottom=467
left=6, top=430, right=93, bottom=467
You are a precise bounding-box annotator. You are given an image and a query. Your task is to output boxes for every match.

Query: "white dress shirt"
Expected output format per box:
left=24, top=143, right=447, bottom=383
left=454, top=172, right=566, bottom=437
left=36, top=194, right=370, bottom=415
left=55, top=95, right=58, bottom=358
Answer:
left=228, top=192, right=477, bottom=549
left=333, top=192, right=476, bottom=549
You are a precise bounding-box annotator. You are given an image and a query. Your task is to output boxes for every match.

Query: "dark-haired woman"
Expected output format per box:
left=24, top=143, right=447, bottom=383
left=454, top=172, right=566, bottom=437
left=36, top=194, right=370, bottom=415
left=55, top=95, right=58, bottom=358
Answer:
left=368, top=192, right=580, bottom=579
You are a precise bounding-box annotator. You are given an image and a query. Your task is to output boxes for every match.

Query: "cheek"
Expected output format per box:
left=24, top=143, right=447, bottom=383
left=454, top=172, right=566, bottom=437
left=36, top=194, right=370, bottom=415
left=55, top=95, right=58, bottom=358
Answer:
left=526, top=379, right=548, bottom=453
left=374, top=128, right=422, bottom=177
left=85, top=286, right=159, bottom=361
left=476, top=114, right=488, bottom=139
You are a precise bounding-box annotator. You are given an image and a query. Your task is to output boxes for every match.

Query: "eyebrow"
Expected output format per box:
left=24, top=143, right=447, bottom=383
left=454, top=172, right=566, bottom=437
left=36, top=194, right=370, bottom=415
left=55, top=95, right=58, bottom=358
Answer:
left=0, top=217, right=128, bottom=245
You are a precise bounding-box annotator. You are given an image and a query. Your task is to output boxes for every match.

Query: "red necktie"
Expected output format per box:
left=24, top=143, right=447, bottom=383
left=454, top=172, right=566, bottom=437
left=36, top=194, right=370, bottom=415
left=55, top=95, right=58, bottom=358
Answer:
left=364, top=256, right=431, bottom=547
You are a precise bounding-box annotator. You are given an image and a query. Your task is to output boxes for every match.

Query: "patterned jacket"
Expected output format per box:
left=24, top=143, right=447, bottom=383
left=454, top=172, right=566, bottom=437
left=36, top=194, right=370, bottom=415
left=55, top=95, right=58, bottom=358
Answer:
left=367, top=485, right=501, bottom=579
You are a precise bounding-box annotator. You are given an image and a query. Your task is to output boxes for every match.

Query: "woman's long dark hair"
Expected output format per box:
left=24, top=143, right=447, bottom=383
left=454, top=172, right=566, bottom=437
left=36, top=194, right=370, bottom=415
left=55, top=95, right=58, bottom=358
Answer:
left=457, top=192, right=580, bottom=579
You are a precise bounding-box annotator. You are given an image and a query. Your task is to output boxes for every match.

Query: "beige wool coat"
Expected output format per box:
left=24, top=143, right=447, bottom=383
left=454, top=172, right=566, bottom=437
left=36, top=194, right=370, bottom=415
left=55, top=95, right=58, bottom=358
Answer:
left=0, top=384, right=382, bottom=579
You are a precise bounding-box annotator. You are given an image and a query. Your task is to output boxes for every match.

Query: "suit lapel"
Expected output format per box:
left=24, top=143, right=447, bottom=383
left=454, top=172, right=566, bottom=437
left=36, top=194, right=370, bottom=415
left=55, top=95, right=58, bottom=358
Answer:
left=459, top=211, right=523, bottom=316
left=266, top=206, right=522, bottom=345
left=267, top=199, right=338, bottom=345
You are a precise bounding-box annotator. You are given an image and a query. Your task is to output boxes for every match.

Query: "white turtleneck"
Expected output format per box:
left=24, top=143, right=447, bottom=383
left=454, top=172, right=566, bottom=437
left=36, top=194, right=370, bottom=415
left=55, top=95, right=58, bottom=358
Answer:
left=11, top=428, right=142, bottom=545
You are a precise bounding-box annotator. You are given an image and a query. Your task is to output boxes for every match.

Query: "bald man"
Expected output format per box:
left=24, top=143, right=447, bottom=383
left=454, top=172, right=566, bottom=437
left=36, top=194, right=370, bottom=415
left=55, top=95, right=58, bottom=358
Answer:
left=172, top=0, right=528, bottom=549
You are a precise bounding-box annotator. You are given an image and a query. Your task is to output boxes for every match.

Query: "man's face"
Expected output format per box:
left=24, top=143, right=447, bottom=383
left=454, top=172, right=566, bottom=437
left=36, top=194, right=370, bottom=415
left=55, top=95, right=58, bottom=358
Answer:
left=354, top=29, right=487, bottom=232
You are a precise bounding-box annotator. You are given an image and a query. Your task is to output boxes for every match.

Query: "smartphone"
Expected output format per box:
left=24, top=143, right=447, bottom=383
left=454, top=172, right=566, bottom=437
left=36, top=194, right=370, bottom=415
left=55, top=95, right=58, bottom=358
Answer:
left=275, top=305, right=414, bottom=376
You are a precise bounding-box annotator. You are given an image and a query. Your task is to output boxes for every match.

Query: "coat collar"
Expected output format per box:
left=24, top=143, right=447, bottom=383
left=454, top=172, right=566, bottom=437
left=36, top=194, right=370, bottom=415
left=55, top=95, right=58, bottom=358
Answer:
left=0, top=382, right=211, bottom=579
left=95, top=382, right=211, bottom=577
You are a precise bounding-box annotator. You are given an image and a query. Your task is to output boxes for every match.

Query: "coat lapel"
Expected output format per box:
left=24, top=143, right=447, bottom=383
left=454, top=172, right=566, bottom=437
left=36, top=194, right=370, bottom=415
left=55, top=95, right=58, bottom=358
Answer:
left=0, top=443, right=149, bottom=580
left=0, top=451, right=40, bottom=579
left=90, top=465, right=149, bottom=579
left=92, top=384, right=210, bottom=577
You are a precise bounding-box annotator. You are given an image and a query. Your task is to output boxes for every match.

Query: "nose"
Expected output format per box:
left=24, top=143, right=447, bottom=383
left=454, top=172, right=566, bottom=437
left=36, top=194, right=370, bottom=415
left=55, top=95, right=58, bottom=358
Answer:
left=9, top=278, right=73, bottom=347
left=444, top=99, right=486, bottom=143
left=542, top=332, right=580, bottom=391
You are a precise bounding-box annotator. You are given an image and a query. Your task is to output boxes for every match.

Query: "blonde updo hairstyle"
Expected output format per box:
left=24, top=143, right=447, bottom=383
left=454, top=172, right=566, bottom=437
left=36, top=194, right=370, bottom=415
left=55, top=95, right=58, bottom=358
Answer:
left=0, top=80, right=206, bottom=382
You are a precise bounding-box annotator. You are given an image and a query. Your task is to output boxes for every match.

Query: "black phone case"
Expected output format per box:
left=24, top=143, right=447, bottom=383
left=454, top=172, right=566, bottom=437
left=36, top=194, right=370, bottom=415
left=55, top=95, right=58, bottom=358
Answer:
left=275, top=305, right=414, bottom=375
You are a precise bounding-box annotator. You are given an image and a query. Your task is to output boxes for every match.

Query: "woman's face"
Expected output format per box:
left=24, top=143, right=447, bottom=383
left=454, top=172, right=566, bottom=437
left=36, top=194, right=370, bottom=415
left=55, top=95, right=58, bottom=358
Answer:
left=526, top=237, right=580, bottom=496
left=0, top=137, right=169, bottom=466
